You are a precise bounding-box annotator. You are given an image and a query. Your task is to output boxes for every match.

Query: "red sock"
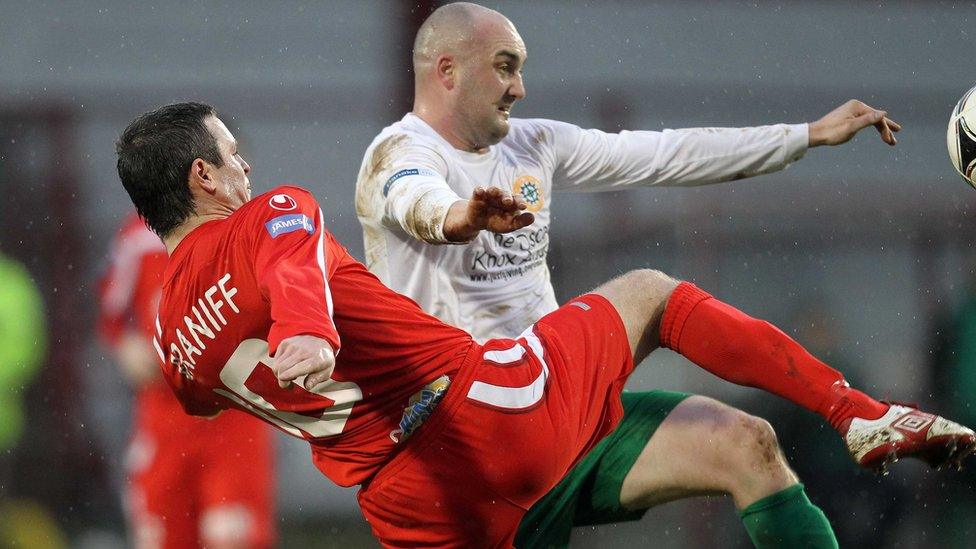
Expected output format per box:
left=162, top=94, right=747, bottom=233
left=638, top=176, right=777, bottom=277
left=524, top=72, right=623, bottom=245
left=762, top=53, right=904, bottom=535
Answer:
left=659, top=282, right=888, bottom=430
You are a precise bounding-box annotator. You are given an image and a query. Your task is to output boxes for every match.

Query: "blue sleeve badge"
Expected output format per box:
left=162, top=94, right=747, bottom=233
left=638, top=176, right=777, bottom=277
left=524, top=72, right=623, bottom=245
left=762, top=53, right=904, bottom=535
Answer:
left=265, top=214, right=315, bottom=238
left=383, top=167, right=439, bottom=197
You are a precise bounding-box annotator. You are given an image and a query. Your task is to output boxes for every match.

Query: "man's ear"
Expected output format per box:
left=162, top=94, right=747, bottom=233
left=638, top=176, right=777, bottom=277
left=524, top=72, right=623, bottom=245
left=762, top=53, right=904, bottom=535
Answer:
left=188, top=158, right=218, bottom=195
left=436, top=54, right=456, bottom=91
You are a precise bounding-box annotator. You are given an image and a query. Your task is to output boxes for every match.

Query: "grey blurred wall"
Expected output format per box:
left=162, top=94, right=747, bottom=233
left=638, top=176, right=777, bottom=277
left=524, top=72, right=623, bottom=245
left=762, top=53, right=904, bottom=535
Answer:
left=2, top=1, right=975, bottom=546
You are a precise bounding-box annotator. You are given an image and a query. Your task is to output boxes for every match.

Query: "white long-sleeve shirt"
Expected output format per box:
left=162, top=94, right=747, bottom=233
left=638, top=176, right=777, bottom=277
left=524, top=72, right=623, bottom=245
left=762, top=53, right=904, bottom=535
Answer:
left=355, top=113, right=808, bottom=341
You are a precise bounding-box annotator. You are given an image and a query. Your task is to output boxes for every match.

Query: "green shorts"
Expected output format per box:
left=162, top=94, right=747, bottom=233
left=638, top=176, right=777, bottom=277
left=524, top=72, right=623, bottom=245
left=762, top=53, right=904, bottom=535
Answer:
left=514, top=390, right=691, bottom=549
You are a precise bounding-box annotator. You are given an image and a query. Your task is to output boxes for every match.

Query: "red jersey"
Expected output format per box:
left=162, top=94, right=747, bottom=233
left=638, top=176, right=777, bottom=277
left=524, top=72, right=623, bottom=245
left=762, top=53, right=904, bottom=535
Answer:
left=157, top=186, right=473, bottom=486
left=99, top=213, right=276, bottom=548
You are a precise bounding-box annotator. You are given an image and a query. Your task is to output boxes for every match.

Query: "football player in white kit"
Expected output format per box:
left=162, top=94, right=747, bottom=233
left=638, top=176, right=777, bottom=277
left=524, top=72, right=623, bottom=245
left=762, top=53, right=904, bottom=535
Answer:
left=355, top=4, right=973, bottom=548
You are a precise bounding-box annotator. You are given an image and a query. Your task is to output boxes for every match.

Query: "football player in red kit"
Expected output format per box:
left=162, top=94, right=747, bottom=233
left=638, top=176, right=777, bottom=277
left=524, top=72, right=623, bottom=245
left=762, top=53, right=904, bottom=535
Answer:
left=99, top=213, right=276, bottom=549
left=114, top=102, right=974, bottom=548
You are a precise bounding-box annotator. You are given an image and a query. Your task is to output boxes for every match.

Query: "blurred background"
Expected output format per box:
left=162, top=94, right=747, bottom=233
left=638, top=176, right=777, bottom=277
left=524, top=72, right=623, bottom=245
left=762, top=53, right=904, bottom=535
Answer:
left=2, top=0, right=976, bottom=547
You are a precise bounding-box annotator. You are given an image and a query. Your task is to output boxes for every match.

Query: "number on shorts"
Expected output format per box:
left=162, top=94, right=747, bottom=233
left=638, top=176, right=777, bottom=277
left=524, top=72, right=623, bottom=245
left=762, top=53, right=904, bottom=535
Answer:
left=214, top=338, right=362, bottom=438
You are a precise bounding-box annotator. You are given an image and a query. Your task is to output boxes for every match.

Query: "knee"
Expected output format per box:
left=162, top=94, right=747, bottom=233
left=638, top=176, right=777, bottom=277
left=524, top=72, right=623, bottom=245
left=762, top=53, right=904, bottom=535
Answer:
left=618, top=269, right=679, bottom=307
left=713, top=409, right=786, bottom=476
left=592, top=269, right=680, bottom=357
left=621, top=268, right=678, bottom=293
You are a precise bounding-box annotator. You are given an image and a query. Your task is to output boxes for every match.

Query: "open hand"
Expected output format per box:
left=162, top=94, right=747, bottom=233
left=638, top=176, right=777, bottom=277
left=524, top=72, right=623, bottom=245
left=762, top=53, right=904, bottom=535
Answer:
left=273, top=334, right=336, bottom=390
left=808, top=99, right=901, bottom=147
left=442, top=186, right=535, bottom=242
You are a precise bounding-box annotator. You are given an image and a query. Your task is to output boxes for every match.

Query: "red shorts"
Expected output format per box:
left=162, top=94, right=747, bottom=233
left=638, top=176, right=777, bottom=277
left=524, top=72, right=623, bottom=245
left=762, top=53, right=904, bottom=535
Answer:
left=126, top=408, right=276, bottom=549
left=358, top=294, right=635, bottom=548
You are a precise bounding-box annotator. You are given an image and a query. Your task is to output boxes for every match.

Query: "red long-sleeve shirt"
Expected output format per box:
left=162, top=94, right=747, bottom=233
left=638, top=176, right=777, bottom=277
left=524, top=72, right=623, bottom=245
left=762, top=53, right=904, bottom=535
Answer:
left=157, top=186, right=473, bottom=486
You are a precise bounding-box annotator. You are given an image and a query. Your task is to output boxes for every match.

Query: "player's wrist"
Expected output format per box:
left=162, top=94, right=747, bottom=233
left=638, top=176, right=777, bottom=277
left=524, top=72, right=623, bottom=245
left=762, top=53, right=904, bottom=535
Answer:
left=442, top=200, right=480, bottom=243
left=444, top=224, right=479, bottom=242
left=807, top=121, right=827, bottom=148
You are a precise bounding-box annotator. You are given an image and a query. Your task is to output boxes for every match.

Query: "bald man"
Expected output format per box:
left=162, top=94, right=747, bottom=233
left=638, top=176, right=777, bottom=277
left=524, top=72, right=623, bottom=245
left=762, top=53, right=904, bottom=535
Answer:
left=356, top=3, right=972, bottom=548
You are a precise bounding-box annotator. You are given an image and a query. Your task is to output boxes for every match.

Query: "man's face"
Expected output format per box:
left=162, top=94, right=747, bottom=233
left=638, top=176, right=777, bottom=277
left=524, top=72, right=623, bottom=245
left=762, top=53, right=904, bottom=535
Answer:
left=454, top=20, right=527, bottom=149
left=204, top=116, right=251, bottom=209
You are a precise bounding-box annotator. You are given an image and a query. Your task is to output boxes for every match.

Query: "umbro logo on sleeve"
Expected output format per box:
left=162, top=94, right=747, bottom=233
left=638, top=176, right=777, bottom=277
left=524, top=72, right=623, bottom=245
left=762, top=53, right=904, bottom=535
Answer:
left=269, top=194, right=298, bottom=211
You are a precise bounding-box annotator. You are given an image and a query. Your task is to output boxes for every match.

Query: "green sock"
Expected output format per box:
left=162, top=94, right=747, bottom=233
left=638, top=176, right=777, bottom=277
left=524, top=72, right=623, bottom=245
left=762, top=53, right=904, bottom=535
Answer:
left=739, top=484, right=838, bottom=549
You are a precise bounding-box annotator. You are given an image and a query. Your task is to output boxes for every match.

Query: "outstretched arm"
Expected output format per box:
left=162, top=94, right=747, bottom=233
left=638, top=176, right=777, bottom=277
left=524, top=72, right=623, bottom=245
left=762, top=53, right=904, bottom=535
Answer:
left=547, top=99, right=900, bottom=192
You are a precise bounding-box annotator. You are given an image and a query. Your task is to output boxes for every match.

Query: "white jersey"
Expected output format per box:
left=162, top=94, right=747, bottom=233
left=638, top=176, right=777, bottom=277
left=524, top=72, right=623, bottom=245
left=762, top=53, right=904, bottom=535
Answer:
left=356, top=113, right=807, bottom=341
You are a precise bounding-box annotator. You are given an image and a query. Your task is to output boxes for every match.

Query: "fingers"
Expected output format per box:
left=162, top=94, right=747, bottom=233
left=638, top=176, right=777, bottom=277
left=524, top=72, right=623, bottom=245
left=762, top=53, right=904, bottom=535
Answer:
left=512, top=211, right=535, bottom=230
left=850, top=100, right=901, bottom=145
left=486, top=186, right=521, bottom=211
left=847, top=106, right=899, bottom=147
left=271, top=335, right=336, bottom=389
left=304, top=368, right=335, bottom=391
left=472, top=186, right=528, bottom=212
left=273, top=344, right=302, bottom=378
left=868, top=112, right=899, bottom=146
left=469, top=186, right=535, bottom=234
left=471, top=186, right=488, bottom=203
left=515, top=195, right=527, bottom=210
left=875, top=117, right=897, bottom=146
left=275, top=349, right=301, bottom=389
left=279, top=356, right=333, bottom=384
left=485, top=211, right=535, bottom=233
left=276, top=356, right=337, bottom=393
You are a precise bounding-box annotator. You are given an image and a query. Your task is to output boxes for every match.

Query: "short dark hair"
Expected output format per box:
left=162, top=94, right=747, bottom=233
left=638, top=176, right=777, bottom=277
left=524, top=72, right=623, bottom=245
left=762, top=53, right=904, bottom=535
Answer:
left=116, top=102, right=223, bottom=238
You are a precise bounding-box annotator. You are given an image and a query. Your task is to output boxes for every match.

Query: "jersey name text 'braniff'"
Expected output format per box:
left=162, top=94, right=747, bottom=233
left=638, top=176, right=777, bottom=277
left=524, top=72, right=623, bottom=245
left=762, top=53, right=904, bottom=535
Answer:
left=156, top=185, right=474, bottom=487
left=356, top=114, right=808, bottom=340
left=158, top=272, right=240, bottom=380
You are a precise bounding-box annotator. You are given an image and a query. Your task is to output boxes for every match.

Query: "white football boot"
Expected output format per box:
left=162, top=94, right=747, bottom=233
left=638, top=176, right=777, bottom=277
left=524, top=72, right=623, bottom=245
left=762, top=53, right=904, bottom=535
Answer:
left=840, top=404, right=976, bottom=474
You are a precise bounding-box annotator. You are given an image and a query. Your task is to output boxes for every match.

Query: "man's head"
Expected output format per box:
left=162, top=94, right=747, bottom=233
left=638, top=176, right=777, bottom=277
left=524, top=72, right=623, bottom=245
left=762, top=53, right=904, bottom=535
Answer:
left=413, top=2, right=526, bottom=151
left=116, top=102, right=251, bottom=238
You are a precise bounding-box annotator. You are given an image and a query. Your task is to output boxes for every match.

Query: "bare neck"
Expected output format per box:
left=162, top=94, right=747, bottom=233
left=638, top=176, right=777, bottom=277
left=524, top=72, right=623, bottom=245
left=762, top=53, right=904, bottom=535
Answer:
left=412, top=101, right=486, bottom=153
left=162, top=211, right=230, bottom=256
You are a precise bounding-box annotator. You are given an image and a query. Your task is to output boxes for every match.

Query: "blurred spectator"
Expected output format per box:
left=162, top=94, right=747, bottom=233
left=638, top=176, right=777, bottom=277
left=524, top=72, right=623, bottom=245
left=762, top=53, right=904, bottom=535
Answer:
left=98, top=213, right=277, bottom=549
left=0, top=250, right=66, bottom=547
left=0, top=250, right=46, bottom=454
